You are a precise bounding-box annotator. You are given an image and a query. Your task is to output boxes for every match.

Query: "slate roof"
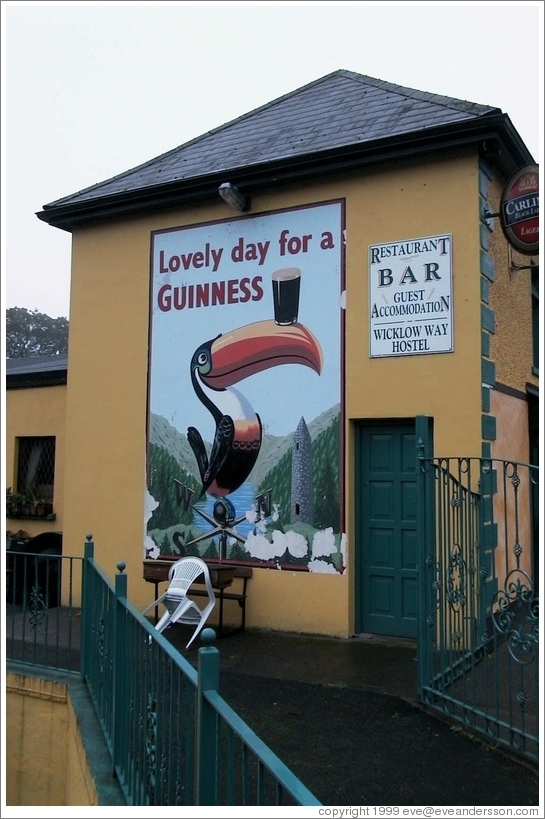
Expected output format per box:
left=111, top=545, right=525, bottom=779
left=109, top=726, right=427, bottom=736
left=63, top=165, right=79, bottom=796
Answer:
left=6, top=354, right=68, bottom=388
left=37, top=70, right=533, bottom=231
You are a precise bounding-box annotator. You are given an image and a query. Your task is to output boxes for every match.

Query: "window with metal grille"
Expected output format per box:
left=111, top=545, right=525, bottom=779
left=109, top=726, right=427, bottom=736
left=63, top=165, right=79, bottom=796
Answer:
left=17, top=437, right=56, bottom=504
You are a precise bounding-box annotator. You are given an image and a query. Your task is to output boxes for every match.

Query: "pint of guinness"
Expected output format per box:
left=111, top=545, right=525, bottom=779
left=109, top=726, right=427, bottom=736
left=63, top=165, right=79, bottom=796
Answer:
left=272, top=267, right=301, bottom=325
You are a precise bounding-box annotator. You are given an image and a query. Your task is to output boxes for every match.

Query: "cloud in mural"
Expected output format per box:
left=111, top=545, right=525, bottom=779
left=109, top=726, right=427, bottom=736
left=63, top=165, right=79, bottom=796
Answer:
left=144, top=489, right=160, bottom=558
left=245, top=508, right=259, bottom=525
left=245, top=528, right=309, bottom=561
left=245, top=503, right=280, bottom=535
left=308, top=559, right=339, bottom=574
left=245, top=509, right=268, bottom=535
left=145, top=540, right=160, bottom=559
left=340, top=532, right=346, bottom=566
left=245, top=531, right=284, bottom=561
left=145, top=488, right=159, bottom=523
left=252, top=505, right=279, bottom=521
left=279, top=529, right=308, bottom=558
left=340, top=533, right=347, bottom=572
left=311, top=527, right=337, bottom=558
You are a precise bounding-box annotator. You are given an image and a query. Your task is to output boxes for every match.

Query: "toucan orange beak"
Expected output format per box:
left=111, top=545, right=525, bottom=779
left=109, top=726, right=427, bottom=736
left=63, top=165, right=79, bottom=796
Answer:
left=202, top=320, right=323, bottom=390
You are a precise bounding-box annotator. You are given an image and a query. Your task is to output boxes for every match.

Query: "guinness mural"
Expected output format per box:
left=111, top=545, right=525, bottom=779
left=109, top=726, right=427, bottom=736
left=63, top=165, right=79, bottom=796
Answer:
left=145, top=201, right=345, bottom=573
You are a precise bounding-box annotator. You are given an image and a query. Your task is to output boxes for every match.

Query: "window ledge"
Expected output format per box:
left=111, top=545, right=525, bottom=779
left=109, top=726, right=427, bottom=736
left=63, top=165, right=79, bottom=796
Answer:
left=7, top=512, right=56, bottom=521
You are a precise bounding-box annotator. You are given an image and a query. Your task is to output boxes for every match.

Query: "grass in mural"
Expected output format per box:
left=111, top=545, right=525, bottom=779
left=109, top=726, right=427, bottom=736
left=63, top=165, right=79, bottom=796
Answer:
left=147, top=443, right=201, bottom=530
left=311, top=419, right=340, bottom=531
left=259, top=449, right=292, bottom=527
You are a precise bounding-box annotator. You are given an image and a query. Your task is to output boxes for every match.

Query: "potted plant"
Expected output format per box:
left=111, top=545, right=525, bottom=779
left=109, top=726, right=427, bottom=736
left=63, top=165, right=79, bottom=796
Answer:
left=6, top=488, right=27, bottom=518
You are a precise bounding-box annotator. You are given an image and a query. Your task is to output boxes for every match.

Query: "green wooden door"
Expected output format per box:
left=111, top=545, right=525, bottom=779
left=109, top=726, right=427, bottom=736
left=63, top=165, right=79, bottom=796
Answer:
left=356, top=422, right=418, bottom=638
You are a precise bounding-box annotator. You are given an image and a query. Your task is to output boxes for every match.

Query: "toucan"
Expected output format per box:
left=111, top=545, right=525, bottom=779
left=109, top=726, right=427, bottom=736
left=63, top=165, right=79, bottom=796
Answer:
left=187, top=319, right=322, bottom=499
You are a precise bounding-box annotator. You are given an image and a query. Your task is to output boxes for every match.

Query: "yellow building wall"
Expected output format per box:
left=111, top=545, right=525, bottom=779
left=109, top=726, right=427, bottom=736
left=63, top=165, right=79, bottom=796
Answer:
left=344, top=153, right=482, bottom=451
left=482, top=168, right=536, bottom=590
left=5, top=384, right=66, bottom=539
left=489, top=389, right=533, bottom=587
left=57, top=149, right=486, bottom=637
left=5, top=671, right=97, bottom=806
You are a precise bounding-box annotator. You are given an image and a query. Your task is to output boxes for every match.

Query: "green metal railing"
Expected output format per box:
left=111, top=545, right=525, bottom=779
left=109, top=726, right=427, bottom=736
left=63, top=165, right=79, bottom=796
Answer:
left=417, top=453, right=539, bottom=763
left=82, top=535, right=320, bottom=806
left=6, top=546, right=82, bottom=672
left=5, top=534, right=321, bottom=806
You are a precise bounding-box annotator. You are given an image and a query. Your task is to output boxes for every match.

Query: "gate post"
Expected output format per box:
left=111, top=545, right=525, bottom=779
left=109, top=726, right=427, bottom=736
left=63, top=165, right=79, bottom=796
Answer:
left=113, top=561, right=128, bottom=779
left=415, top=416, right=433, bottom=701
left=80, top=534, right=94, bottom=681
left=196, top=628, right=220, bottom=805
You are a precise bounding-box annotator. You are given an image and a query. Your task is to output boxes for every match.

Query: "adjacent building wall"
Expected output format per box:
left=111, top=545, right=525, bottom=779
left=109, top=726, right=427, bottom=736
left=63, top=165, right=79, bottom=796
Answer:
left=5, top=383, right=66, bottom=539
left=5, top=672, right=96, bottom=806
left=5, top=669, right=125, bottom=806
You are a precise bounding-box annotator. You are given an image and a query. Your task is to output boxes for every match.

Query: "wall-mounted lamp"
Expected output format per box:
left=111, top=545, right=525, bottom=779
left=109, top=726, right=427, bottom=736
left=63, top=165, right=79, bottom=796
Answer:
left=218, top=182, right=250, bottom=212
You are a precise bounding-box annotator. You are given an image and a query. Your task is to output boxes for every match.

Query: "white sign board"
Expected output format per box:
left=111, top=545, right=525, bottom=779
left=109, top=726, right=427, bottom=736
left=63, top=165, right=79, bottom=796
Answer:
left=369, top=234, right=453, bottom=358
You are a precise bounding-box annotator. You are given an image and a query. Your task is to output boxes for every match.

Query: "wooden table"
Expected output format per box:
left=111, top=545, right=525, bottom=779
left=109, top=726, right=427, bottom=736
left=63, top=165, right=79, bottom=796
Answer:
left=143, top=559, right=251, bottom=637
left=143, top=559, right=236, bottom=591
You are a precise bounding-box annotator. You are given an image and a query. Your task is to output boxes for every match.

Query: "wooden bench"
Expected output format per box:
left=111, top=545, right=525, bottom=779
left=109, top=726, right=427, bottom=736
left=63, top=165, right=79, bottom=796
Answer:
left=143, top=560, right=253, bottom=637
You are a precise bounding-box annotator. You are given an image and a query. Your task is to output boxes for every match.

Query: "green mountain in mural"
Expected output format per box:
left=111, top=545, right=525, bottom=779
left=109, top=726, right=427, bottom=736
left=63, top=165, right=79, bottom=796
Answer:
left=149, top=405, right=340, bottom=490
left=149, top=413, right=204, bottom=478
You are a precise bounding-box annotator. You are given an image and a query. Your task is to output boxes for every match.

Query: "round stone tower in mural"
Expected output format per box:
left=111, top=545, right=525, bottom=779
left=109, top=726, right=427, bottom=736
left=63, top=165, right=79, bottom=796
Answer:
left=290, top=416, right=313, bottom=524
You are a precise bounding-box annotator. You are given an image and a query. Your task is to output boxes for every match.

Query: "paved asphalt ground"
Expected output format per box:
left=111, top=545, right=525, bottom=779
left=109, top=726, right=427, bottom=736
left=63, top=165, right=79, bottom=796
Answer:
left=164, top=626, right=541, bottom=808
left=6, top=601, right=541, bottom=808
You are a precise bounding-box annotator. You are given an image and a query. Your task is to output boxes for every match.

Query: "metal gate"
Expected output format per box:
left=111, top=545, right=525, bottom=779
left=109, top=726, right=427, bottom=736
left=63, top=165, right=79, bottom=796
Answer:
left=416, top=448, right=539, bottom=763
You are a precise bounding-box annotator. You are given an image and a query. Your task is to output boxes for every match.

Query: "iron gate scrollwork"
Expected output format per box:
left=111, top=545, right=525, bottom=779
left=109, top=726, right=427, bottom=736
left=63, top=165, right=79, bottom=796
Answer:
left=417, top=454, right=539, bottom=763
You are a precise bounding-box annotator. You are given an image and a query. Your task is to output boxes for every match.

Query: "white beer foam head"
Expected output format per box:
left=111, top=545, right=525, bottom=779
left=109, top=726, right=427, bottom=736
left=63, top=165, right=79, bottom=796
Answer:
left=272, top=267, right=301, bottom=281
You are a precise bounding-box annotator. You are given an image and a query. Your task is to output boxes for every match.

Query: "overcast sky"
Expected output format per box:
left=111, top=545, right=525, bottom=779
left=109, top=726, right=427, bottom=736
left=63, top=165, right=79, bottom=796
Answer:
left=2, top=1, right=543, bottom=320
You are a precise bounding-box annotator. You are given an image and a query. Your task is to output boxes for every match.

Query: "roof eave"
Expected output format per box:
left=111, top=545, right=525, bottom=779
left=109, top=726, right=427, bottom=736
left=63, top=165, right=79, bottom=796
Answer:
left=6, top=371, right=68, bottom=389
left=36, top=114, right=534, bottom=232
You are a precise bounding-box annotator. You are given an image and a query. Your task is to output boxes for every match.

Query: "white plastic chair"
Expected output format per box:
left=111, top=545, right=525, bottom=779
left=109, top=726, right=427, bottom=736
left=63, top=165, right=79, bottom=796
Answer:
left=142, top=557, right=216, bottom=648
